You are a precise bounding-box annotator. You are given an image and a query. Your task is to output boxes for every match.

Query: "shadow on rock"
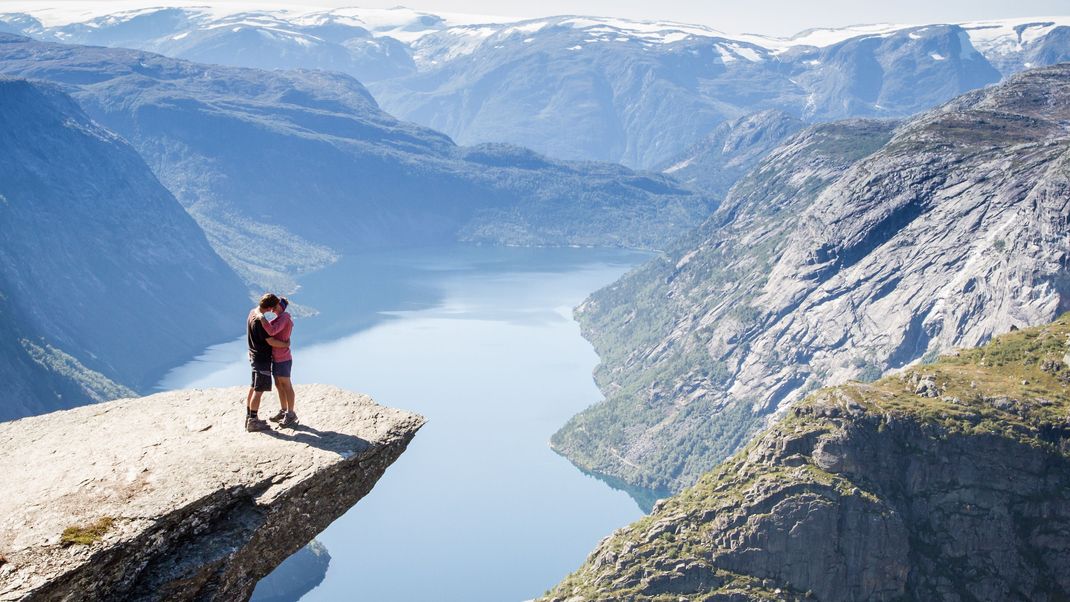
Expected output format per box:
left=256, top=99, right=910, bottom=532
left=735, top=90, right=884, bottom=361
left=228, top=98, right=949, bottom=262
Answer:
left=260, top=423, right=371, bottom=457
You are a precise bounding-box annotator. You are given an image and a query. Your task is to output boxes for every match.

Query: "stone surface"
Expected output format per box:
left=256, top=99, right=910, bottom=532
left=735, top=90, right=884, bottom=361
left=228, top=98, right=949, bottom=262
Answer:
left=0, top=384, right=425, bottom=601
left=553, top=63, right=1070, bottom=492
left=544, top=315, right=1070, bottom=601
left=656, top=109, right=806, bottom=200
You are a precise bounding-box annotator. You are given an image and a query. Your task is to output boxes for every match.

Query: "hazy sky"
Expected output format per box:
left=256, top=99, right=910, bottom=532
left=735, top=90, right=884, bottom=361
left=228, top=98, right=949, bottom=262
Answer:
left=297, top=0, right=1069, bottom=36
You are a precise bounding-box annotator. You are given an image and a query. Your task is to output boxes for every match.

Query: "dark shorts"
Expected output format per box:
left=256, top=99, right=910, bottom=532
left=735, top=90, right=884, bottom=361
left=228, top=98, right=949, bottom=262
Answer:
left=250, top=360, right=273, bottom=392
left=272, top=360, right=292, bottom=379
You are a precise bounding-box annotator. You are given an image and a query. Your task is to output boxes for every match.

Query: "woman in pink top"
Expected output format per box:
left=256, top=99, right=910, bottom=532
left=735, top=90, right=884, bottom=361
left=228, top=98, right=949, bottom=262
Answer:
left=260, top=297, right=297, bottom=427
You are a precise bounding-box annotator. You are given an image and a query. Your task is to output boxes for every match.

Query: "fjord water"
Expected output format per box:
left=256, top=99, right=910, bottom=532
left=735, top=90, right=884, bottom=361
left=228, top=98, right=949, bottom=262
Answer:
left=158, top=245, right=649, bottom=601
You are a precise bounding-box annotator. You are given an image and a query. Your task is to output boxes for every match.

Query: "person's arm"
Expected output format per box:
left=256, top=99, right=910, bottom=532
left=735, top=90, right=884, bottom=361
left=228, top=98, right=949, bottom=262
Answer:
left=260, top=314, right=285, bottom=336
left=266, top=336, right=289, bottom=348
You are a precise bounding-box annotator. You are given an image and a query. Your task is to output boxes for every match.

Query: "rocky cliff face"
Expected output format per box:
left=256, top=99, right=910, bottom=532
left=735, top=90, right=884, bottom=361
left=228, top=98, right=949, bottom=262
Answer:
left=0, top=78, right=248, bottom=419
left=553, top=63, right=1070, bottom=493
left=0, top=384, right=424, bottom=601
left=657, top=110, right=806, bottom=199
left=544, top=315, right=1070, bottom=601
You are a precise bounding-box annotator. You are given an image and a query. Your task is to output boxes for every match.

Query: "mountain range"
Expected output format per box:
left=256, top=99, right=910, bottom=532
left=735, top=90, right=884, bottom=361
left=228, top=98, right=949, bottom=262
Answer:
left=2, top=5, right=1067, bottom=168
left=0, top=33, right=712, bottom=291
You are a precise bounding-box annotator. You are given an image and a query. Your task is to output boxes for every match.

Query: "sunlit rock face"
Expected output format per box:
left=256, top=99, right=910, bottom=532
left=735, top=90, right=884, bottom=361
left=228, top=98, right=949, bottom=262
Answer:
left=544, top=315, right=1070, bottom=601
left=0, top=384, right=425, bottom=602
left=554, top=63, right=1070, bottom=492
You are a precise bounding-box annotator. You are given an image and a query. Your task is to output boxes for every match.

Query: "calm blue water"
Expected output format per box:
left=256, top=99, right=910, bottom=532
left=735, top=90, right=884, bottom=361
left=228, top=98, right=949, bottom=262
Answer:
left=158, top=246, right=649, bottom=602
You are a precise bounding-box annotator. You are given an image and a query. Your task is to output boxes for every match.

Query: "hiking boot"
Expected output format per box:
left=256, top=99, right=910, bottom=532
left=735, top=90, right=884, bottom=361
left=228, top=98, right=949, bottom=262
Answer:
left=267, top=409, right=287, bottom=423
left=279, top=411, right=299, bottom=428
left=245, top=416, right=269, bottom=432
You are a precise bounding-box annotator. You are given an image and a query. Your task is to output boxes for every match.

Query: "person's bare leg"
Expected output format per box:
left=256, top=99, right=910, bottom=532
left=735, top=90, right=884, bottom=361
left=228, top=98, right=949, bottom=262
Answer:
left=249, top=390, right=263, bottom=413
left=274, top=378, right=286, bottom=412
left=276, top=376, right=295, bottom=412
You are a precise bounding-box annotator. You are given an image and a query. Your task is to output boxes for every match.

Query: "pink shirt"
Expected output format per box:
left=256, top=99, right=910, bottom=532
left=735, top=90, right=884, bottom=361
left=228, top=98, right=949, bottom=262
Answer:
left=261, top=311, right=293, bottom=363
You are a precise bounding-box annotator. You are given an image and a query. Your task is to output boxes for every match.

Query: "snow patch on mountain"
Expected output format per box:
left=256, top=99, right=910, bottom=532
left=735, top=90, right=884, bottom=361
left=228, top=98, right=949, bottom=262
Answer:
left=3, top=3, right=1067, bottom=72
left=961, top=16, right=1070, bottom=53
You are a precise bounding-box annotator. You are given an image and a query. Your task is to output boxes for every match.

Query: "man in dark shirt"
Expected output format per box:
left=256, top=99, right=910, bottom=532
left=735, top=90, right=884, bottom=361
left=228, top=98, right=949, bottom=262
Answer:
left=245, top=293, right=289, bottom=431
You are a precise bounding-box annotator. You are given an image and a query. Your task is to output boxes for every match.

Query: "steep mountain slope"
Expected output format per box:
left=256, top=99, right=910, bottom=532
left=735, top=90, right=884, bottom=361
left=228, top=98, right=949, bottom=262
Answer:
left=552, top=64, right=1070, bottom=493
left=0, top=78, right=248, bottom=419
left=0, top=34, right=711, bottom=288
left=657, top=110, right=806, bottom=198
left=543, top=315, right=1070, bottom=601
left=2, top=7, right=1065, bottom=168
left=0, top=292, right=131, bottom=420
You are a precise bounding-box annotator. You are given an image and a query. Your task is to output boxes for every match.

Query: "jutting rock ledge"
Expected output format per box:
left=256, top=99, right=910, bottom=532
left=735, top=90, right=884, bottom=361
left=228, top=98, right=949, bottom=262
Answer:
left=0, top=384, right=425, bottom=601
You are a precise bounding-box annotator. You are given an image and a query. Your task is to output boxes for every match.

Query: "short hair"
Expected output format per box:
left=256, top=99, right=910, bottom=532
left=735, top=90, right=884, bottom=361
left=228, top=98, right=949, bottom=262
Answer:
left=258, top=293, right=280, bottom=311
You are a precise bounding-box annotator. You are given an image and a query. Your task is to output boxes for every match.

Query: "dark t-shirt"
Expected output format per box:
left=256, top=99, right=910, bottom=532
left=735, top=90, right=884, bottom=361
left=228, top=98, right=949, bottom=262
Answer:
left=247, top=309, right=272, bottom=365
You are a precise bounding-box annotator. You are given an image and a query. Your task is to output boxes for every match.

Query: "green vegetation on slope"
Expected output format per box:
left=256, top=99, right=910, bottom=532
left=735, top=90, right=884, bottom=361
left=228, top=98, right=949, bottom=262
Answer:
left=544, top=313, right=1070, bottom=601
left=551, top=120, right=899, bottom=492
left=61, top=517, right=115, bottom=546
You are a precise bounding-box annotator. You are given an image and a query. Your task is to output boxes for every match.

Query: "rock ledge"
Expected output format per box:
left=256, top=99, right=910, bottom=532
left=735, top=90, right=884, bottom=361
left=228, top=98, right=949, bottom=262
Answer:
left=0, top=384, right=425, bottom=601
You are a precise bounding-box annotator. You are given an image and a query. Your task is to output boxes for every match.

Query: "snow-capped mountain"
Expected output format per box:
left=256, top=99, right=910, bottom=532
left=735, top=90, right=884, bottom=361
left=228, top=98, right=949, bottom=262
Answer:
left=373, top=18, right=1004, bottom=166
left=2, top=4, right=1067, bottom=167
left=0, top=3, right=481, bottom=81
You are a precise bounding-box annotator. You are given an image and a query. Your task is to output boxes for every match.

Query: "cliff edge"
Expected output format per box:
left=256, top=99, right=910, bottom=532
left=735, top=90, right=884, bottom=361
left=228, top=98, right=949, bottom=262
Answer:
left=0, top=384, right=425, bottom=601
left=544, top=314, right=1070, bottom=601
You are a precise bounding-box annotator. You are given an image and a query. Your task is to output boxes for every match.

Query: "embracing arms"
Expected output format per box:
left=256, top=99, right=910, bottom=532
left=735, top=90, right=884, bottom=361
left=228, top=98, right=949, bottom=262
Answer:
left=254, top=311, right=290, bottom=347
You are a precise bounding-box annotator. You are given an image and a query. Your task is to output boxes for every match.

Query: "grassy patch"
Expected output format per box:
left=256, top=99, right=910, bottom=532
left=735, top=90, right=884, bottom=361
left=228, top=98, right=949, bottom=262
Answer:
left=61, top=517, right=115, bottom=546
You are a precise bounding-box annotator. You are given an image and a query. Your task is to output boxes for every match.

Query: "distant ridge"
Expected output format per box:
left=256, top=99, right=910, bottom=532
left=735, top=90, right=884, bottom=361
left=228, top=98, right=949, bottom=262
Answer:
left=3, top=5, right=1067, bottom=166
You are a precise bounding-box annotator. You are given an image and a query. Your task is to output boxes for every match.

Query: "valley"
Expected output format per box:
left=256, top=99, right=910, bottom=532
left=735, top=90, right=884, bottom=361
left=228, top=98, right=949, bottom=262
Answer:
left=0, top=4, right=1067, bottom=601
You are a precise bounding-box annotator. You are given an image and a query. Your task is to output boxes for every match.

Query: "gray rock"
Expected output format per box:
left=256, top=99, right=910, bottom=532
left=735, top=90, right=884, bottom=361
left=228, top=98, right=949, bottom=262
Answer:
left=656, top=110, right=806, bottom=199
left=542, top=319, right=1070, bottom=601
left=554, top=64, right=1070, bottom=493
left=0, top=384, right=425, bottom=601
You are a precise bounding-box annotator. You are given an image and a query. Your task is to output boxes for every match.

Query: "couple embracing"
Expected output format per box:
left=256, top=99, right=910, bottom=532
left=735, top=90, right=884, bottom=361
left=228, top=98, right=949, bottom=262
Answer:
left=245, top=293, right=297, bottom=432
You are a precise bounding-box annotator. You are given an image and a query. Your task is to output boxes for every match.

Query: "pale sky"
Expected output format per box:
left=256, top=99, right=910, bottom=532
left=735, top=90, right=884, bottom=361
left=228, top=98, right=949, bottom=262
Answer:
left=276, top=0, right=1070, bottom=36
